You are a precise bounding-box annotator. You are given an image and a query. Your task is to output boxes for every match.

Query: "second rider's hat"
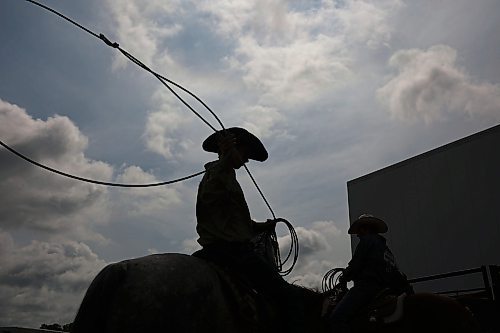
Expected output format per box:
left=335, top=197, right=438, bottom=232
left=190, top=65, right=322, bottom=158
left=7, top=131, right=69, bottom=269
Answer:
left=348, top=214, right=388, bottom=234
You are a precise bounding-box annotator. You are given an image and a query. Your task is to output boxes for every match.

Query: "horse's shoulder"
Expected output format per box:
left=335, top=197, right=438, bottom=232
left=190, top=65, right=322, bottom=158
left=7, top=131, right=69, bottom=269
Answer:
left=75, top=253, right=245, bottom=332
left=116, top=253, right=213, bottom=272
left=107, top=253, right=220, bottom=291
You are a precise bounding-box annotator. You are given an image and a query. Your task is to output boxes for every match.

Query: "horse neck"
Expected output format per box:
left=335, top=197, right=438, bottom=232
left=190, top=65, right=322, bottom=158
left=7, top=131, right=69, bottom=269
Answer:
left=290, top=285, right=326, bottom=331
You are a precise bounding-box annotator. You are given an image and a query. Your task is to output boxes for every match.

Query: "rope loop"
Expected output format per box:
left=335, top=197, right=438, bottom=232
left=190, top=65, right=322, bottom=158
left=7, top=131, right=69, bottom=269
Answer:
left=18, top=0, right=299, bottom=275
left=322, top=267, right=345, bottom=293
left=267, top=218, right=299, bottom=276
left=99, top=33, right=119, bottom=48
left=0, top=140, right=206, bottom=187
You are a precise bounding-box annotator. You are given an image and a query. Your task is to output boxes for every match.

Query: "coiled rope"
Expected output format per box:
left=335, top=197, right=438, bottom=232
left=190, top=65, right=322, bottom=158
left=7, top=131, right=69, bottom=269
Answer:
left=2, top=0, right=223, bottom=187
left=321, top=267, right=345, bottom=293
left=271, top=218, right=300, bottom=276
left=3, top=0, right=299, bottom=274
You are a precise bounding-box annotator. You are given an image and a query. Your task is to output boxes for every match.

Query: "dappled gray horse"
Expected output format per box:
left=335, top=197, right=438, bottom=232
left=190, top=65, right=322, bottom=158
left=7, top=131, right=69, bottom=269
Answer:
left=72, top=253, right=288, bottom=333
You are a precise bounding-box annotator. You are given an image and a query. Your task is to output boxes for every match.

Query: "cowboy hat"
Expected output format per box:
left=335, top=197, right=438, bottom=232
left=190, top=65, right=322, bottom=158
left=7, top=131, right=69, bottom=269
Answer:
left=348, top=214, right=388, bottom=234
left=202, top=127, right=268, bottom=162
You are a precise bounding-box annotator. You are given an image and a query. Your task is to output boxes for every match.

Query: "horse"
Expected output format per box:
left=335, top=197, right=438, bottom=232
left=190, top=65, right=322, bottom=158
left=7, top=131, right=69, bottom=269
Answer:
left=71, top=253, right=480, bottom=333
left=72, top=253, right=313, bottom=333
left=322, top=291, right=480, bottom=333
left=320, top=267, right=481, bottom=333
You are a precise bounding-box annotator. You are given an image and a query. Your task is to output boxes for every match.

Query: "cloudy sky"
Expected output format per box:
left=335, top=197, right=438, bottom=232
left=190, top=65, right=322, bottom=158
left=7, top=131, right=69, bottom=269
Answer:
left=1, top=0, right=499, bottom=327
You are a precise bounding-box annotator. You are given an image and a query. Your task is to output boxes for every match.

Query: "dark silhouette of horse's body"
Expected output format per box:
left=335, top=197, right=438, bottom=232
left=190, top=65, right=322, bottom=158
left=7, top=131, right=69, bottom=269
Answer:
left=72, top=254, right=255, bottom=333
left=336, top=292, right=480, bottom=333
left=72, top=254, right=479, bottom=333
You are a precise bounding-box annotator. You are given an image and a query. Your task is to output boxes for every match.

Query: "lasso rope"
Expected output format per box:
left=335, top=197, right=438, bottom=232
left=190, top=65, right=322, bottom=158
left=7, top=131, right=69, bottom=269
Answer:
left=0, top=139, right=205, bottom=187
left=4, top=0, right=300, bottom=274
left=322, top=267, right=345, bottom=293
left=1, top=0, right=225, bottom=187
left=24, top=0, right=224, bottom=131
left=270, top=218, right=299, bottom=276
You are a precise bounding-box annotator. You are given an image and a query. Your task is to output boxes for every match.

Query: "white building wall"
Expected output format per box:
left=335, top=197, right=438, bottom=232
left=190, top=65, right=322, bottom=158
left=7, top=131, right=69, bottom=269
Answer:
left=347, top=124, right=500, bottom=292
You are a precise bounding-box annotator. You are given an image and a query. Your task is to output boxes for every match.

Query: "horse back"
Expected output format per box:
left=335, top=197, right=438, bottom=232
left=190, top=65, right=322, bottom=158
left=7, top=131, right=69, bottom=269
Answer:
left=72, top=253, right=244, bottom=333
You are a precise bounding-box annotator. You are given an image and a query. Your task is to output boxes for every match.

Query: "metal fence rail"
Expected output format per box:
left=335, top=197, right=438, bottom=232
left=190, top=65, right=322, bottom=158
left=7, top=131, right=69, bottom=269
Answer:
left=408, top=265, right=499, bottom=302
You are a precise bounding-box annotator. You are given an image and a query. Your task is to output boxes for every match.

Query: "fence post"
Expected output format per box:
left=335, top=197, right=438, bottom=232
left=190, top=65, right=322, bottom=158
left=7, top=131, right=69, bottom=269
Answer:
left=489, top=265, right=499, bottom=303
left=481, top=265, right=494, bottom=301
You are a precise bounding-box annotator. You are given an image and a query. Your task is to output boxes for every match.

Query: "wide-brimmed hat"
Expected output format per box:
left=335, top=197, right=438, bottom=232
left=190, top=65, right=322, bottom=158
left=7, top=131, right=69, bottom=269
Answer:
left=348, top=214, right=388, bottom=234
left=202, top=127, right=268, bottom=162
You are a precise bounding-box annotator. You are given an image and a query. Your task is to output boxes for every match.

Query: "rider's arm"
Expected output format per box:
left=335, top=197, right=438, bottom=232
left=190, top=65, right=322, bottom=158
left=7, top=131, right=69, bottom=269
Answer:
left=253, top=219, right=277, bottom=233
left=342, top=236, right=372, bottom=281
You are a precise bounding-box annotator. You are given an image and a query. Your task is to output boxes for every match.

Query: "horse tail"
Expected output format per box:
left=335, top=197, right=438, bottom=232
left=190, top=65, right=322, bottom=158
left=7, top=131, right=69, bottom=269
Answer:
left=72, top=262, right=128, bottom=333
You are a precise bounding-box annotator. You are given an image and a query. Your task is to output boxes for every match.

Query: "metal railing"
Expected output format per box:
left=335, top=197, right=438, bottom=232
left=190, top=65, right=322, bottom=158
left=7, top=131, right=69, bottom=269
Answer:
left=408, top=265, right=499, bottom=302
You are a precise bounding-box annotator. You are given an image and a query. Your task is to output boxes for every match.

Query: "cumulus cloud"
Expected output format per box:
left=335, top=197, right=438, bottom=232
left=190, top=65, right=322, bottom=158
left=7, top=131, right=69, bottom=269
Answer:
left=231, top=34, right=352, bottom=106
left=104, top=0, right=184, bottom=70
left=241, top=104, right=286, bottom=139
left=0, top=100, right=189, bottom=326
left=105, top=0, right=403, bottom=159
left=202, top=0, right=353, bottom=106
left=114, top=165, right=183, bottom=217
left=377, top=45, right=500, bottom=122
left=279, top=226, right=328, bottom=257
left=0, top=231, right=106, bottom=327
left=181, top=237, right=202, bottom=254
left=277, top=220, right=349, bottom=288
left=336, top=0, right=403, bottom=48
left=0, top=100, right=113, bottom=240
left=199, top=0, right=401, bottom=47
left=143, top=90, right=197, bottom=159
left=200, top=0, right=402, bottom=106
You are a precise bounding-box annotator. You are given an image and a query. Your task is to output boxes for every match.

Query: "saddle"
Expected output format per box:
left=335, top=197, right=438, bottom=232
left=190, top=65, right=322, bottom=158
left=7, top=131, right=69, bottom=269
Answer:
left=192, top=246, right=280, bottom=333
left=366, top=289, right=407, bottom=324
left=323, top=288, right=408, bottom=328
left=212, top=261, right=277, bottom=326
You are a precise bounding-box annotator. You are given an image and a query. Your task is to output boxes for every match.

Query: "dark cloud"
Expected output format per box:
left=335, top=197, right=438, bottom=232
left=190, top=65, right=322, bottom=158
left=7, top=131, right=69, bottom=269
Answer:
left=0, top=231, right=106, bottom=327
left=280, top=226, right=329, bottom=257
left=0, top=239, right=103, bottom=292
left=0, top=99, right=112, bottom=237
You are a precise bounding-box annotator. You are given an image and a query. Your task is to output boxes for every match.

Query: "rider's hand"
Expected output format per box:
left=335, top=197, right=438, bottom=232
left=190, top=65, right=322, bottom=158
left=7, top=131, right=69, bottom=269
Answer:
left=266, top=219, right=277, bottom=230
left=338, top=275, right=348, bottom=289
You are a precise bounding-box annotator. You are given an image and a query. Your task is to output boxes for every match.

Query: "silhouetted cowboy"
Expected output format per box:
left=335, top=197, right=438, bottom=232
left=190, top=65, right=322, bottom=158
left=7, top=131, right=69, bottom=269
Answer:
left=328, top=214, right=412, bottom=333
left=193, top=127, right=305, bottom=333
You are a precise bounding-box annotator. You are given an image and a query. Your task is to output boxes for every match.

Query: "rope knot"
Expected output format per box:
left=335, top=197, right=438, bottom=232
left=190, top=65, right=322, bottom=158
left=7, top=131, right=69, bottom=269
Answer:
left=99, top=33, right=119, bottom=48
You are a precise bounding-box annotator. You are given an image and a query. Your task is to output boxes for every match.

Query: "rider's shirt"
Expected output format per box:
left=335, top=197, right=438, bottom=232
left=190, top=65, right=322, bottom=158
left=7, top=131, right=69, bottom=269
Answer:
left=196, top=159, right=255, bottom=247
left=343, top=234, right=401, bottom=287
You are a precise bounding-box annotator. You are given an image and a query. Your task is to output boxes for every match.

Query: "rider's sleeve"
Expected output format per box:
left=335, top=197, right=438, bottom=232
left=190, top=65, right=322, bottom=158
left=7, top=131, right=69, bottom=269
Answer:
left=342, top=236, right=372, bottom=281
left=253, top=220, right=275, bottom=233
left=196, top=160, right=255, bottom=245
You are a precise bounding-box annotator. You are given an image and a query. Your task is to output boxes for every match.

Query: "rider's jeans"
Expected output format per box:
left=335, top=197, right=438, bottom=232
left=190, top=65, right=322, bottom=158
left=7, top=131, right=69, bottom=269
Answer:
left=327, top=282, right=381, bottom=333
left=193, top=242, right=306, bottom=333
